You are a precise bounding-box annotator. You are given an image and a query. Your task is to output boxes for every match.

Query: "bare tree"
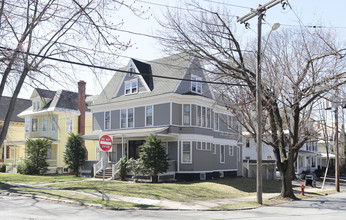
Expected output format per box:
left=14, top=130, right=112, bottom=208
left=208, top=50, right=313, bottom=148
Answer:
left=0, top=0, right=148, bottom=151
left=158, top=3, right=346, bottom=198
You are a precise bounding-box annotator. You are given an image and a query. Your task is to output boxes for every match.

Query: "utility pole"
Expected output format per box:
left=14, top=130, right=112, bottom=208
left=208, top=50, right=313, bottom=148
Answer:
left=335, top=104, right=340, bottom=192
left=237, top=0, right=286, bottom=205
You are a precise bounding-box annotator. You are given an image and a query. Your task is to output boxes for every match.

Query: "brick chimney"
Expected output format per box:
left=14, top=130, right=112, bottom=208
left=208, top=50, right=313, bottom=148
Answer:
left=78, top=80, right=88, bottom=160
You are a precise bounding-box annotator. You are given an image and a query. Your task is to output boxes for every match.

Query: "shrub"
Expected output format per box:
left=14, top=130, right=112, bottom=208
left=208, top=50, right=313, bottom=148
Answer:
left=24, top=138, right=52, bottom=175
left=118, top=156, right=128, bottom=181
left=139, top=134, right=168, bottom=183
left=64, top=133, right=85, bottom=177
left=0, top=163, right=6, bottom=172
left=127, top=158, right=143, bottom=182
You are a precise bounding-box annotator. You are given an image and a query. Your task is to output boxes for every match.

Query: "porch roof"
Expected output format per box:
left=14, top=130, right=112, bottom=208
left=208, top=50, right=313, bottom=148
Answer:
left=4, top=138, right=59, bottom=145
left=82, top=126, right=170, bottom=140
left=298, top=149, right=321, bottom=156
left=320, top=153, right=335, bottom=159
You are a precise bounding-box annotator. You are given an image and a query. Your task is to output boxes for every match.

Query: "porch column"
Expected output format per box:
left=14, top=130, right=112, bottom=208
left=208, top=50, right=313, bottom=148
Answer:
left=296, top=156, right=299, bottom=172
left=14, top=144, right=16, bottom=166
left=121, top=135, right=124, bottom=158
left=4, top=143, right=7, bottom=163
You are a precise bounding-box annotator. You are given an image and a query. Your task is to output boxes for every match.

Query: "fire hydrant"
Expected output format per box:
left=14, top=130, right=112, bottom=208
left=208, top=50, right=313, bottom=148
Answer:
left=301, top=184, right=305, bottom=196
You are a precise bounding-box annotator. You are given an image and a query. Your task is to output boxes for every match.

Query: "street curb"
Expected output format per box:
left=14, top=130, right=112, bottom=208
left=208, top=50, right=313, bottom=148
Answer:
left=0, top=191, right=259, bottom=211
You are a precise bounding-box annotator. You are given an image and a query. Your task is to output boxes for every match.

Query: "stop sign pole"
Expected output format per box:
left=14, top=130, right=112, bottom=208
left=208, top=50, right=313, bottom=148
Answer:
left=99, top=135, right=112, bottom=200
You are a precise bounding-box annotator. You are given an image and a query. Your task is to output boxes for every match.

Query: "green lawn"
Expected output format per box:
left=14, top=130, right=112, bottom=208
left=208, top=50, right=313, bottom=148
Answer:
left=0, top=173, right=282, bottom=206
left=47, top=177, right=281, bottom=202
left=0, top=173, right=84, bottom=184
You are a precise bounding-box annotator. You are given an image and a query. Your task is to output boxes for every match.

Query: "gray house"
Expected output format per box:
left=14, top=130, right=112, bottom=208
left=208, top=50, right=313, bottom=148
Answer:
left=85, top=53, right=242, bottom=181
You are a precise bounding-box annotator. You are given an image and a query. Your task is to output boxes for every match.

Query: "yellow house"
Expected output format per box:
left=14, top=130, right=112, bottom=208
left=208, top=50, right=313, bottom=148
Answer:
left=1, top=97, right=31, bottom=172
left=15, top=81, right=97, bottom=173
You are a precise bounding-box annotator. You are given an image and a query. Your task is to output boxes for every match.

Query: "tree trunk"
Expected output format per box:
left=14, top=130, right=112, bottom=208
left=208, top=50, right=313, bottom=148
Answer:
left=280, top=162, right=297, bottom=199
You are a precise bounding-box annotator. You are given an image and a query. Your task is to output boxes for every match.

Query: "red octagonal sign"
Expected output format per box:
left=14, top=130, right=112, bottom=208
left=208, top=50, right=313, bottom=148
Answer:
left=99, top=135, right=112, bottom=152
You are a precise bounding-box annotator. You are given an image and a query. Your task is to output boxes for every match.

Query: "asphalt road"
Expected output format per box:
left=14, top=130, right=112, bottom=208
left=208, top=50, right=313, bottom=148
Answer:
left=1, top=192, right=346, bottom=220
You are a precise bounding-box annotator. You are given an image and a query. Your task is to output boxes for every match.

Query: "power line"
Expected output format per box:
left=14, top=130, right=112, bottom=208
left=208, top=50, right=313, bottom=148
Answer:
left=203, top=0, right=252, bottom=9
left=0, top=46, right=252, bottom=87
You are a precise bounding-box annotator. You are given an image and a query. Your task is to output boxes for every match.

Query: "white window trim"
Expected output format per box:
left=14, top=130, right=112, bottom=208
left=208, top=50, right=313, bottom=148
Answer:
left=182, top=104, right=191, bottom=126
left=31, top=118, right=38, bottom=133
left=25, top=117, right=31, bottom=133
left=229, top=146, right=234, bottom=156
left=220, top=145, right=225, bottom=164
left=65, top=117, right=73, bottom=133
left=214, top=112, right=219, bottom=131
left=145, top=105, right=153, bottom=127
left=104, top=111, right=111, bottom=130
left=120, top=109, right=127, bottom=129
left=191, top=76, right=202, bottom=94
left=51, top=116, right=56, bottom=132
left=128, top=108, right=135, bottom=128
left=120, top=108, right=135, bottom=129
left=212, top=144, right=216, bottom=154
left=181, top=141, right=192, bottom=164
left=124, top=79, right=139, bottom=95
left=42, top=117, right=47, bottom=132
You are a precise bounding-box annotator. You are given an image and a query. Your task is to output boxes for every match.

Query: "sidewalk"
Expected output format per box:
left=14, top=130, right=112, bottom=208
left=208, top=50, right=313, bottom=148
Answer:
left=5, top=179, right=340, bottom=210
left=6, top=181, right=280, bottom=210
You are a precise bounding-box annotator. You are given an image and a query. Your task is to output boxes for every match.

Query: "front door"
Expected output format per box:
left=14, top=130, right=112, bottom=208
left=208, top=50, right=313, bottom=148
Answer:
left=128, top=140, right=145, bottom=159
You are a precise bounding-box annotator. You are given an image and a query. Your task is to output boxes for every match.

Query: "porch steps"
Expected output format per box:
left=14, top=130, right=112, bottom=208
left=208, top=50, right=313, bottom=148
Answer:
left=95, top=168, right=113, bottom=179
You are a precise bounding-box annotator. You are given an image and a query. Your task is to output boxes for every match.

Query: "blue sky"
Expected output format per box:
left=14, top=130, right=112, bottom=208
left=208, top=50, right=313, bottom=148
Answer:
left=119, top=0, right=346, bottom=62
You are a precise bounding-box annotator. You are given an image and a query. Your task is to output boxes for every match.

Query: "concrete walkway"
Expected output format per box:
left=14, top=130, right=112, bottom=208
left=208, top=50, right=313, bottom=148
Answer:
left=5, top=179, right=339, bottom=210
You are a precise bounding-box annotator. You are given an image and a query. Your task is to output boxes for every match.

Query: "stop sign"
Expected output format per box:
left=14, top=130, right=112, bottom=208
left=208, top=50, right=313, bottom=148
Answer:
left=99, top=135, right=112, bottom=152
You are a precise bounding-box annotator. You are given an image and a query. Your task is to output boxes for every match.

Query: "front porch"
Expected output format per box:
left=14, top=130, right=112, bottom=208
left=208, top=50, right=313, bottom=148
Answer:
left=2, top=139, right=59, bottom=173
left=296, top=150, right=321, bottom=174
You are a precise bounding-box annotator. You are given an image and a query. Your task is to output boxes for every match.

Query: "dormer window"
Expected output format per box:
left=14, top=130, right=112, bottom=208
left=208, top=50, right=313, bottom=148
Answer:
left=33, top=101, right=41, bottom=111
left=125, top=79, right=138, bottom=95
left=191, top=76, right=202, bottom=94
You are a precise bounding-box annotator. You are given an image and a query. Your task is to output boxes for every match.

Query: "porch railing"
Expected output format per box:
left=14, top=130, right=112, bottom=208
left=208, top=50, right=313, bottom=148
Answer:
left=93, top=160, right=103, bottom=177
left=111, top=160, right=121, bottom=180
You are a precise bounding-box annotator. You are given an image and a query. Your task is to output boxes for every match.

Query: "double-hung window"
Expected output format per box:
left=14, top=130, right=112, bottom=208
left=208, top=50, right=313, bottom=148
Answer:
left=229, top=146, right=233, bottom=156
left=42, top=117, right=47, bottom=132
left=25, top=117, right=30, bottom=133
left=146, top=106, right=153, bottom=126
left=32, top=118, right=38, bottom=132
left=51, top=116, right=56, bottom=132
left=105, top=111, right=111, bottom=130
left=183, top=104, right=190, bottom=125
left=196, top=105, right=201, bottom=126
left=214, top=113, right=219, bottom=130
left=182, top=141, right=192, bottom=163
left=66, top=117, right=72, bottom=133
left=125, top=80, right=138, bottom=95
left=220, top=145, right=225, bottom=163
left=201, top=107, right=206, bottom=127
left=120, top=108, right=134, bottom=128
left=128, top=108, right=134, bottom=128
left=121, top=109, right=127, bottom=128
left=191, top=77, right=202, bottom=94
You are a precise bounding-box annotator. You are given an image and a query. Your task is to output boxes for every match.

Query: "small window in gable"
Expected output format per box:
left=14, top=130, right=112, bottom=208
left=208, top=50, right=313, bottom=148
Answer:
left=129, top=65, right=135, bottom=76
left=191, top=77, right=202, bottom=94
left=125, top=80, right=138, bottom=95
